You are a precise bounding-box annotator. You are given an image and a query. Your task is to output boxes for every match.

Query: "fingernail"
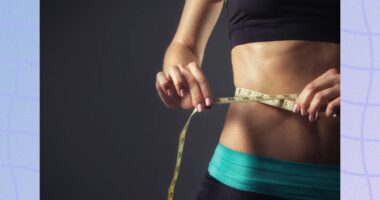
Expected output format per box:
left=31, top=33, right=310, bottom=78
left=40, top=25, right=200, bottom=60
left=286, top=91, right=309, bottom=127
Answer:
left=309, top=115, right=313, bottom=122
left=205, top=98, right=212, bottom=106
left=167, top=89, right=172, bottom=96
left=301, top=109, right=306, bottom=116
left=315, top=112, right=319, bottom=120
left=197, top=104, right=204, bottom=112
left=180, top=89, right=185, bottom=97
left=333, top=113, right=337, bottom=118
left=293, top=105, right=298, bottom=113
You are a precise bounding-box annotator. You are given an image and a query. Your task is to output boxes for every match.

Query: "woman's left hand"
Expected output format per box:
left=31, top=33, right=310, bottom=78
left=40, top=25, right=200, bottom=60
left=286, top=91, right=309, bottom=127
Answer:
left=293, top=68, right=340, bottom=122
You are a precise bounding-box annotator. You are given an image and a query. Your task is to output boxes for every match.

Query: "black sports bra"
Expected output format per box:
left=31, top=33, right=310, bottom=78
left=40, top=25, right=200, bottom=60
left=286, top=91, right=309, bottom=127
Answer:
left=224, top=0, right=340, bottom=48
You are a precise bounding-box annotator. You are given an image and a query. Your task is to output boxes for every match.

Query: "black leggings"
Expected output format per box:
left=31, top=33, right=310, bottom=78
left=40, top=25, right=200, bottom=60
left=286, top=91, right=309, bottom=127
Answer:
left=195, top=172, right=288, bottom=200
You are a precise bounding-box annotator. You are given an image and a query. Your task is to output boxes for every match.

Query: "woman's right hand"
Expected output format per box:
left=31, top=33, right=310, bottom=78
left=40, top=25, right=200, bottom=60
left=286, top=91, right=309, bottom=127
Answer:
left=155, top=61, right=214, bottom=112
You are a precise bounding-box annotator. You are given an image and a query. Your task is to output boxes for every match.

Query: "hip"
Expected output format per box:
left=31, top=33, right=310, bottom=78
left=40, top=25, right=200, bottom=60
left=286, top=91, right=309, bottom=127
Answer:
left=219, top=97, right=340, bottom=165
left=196, top=143, right=340, bottom=200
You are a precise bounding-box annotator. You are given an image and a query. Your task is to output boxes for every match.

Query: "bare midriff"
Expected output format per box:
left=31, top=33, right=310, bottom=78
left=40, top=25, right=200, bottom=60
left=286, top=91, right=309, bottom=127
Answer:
left=219, top=40, right=340, bottom=165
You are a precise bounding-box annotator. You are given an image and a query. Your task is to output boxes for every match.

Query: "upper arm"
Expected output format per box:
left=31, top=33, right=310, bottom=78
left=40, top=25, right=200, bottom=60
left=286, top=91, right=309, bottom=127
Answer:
left=171, top=0, right=224, bottom=62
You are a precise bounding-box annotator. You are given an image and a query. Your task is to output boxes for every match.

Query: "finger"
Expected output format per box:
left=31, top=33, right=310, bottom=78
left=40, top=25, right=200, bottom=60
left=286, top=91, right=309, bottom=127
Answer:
left=326, top=97, right=340, bottom=117
left=307, top=85, right=340, bottom=122
left=186, top=62, right=214, bottom=107
left=178, top=65, right=205, bottom=112
left=295, top=69, right=339, bottom=116
left=168, top=65, right=186, bottom=97
left=156, top=71, right=174, bottom=97
left=155, top=81, right=178, bottom=108
left=156, top=72, right=179, bottom=107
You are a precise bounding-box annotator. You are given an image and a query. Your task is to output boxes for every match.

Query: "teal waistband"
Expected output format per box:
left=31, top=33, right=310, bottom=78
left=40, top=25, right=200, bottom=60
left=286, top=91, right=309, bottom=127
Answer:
left=208, top=143, right=340, bottom=200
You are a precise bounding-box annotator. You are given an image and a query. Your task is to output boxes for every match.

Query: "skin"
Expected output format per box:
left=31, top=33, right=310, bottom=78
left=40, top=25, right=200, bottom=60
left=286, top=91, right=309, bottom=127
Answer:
left=156, top=0, right=340, bottom=165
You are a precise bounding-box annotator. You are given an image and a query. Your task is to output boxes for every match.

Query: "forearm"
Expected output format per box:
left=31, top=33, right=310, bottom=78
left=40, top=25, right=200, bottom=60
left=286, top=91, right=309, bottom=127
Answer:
left=162, top=41, right=202, bottom=74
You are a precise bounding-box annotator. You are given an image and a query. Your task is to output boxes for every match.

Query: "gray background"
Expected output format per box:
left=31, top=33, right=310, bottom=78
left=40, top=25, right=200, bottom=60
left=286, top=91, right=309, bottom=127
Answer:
left=42, top=0, right=233, bottom=199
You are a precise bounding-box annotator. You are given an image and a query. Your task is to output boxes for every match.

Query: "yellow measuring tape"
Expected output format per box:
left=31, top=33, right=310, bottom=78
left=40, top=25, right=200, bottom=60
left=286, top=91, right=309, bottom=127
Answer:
left=167, top=87, right=299, bottom=200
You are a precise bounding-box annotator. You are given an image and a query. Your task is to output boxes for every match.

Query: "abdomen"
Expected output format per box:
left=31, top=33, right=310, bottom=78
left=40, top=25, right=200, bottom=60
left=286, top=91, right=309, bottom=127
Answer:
left=219, top=40, right=340, bottom=165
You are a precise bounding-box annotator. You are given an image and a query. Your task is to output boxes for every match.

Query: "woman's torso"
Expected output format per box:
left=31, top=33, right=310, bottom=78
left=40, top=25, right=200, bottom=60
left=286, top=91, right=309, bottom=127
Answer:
left=219, top=40, right=340, bottom=165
